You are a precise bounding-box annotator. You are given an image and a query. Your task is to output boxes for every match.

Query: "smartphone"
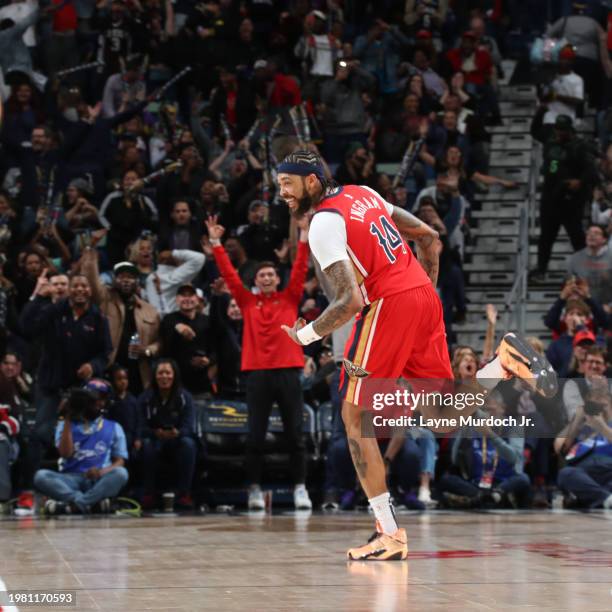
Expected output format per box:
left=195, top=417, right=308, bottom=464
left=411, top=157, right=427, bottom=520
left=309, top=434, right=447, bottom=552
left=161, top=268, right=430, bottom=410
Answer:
left=584, top=400, right=604, bottom=416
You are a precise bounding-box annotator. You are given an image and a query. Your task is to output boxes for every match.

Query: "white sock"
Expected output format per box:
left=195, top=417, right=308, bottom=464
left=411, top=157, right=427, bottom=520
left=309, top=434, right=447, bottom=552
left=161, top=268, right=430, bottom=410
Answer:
left=476, top=356, right=505, bottom=390
left=294, top=484, right=306, bottom=492
left=368, top=492, right=398, bottom=535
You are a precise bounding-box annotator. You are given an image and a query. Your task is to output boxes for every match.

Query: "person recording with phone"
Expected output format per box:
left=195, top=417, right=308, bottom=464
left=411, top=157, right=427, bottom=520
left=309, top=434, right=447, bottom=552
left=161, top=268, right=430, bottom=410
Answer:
left=555, top=370, right=612, bottom=509
left=563, top=345, right=612, bottom=421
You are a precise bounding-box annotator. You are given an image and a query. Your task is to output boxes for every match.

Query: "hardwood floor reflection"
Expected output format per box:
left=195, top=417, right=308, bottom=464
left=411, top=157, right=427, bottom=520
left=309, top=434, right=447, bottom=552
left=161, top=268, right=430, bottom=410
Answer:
left=0, top=510, right=610, bottom=610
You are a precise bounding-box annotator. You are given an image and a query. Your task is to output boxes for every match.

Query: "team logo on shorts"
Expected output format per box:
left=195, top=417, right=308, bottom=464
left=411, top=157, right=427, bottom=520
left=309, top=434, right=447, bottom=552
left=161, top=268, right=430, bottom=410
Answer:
left=343, top=359, right=370, bottom=379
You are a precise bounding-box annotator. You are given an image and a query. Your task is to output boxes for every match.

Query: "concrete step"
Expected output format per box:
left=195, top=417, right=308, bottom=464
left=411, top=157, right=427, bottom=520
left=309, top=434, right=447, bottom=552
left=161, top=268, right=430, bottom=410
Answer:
left=476, top=218, right=521, bottom=233
left=489, top=150, right=531, bottom=167
left=466, top=242, right=573, bottom=255
left=472, top=226, right=558, bottom=238
left=463, top=300, right=556, bottom=313
left=464, top=256, right=567, bottom=273
left=463, top=311, right=546, bottom=328
left=489, top=167, right=529, bottom=183
left=477, top=202, right=521, bottom=214
left=468, top=252, right=567, bottom=266
left=489, top=117, right=531, bottom=134
left=454, top=319, right=549, bottom=333
left=472, top=209, right=520, bottom=219
left=467, top=270, right=565, bottom=285
left=499, top=84, right=537, bottom=101
left=454, top=330, right=553, bottom=349
left=465, top=288, right=560, bottom=303
left=491, top=133, right=533, bottom=151
left=474, top=186, right=528, bottom=201
left=499, top=101, right=537, bottom=117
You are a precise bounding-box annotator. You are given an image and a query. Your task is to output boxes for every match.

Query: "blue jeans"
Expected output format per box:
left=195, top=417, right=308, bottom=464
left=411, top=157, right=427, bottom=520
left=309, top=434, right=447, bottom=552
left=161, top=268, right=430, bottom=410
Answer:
left=407, top=427, right=437, bottom=475
left=29, top=389, right=63, bottom=477
left=34, top=467, right=129, bottom=511
left=558, top=455, right=612, bottom=508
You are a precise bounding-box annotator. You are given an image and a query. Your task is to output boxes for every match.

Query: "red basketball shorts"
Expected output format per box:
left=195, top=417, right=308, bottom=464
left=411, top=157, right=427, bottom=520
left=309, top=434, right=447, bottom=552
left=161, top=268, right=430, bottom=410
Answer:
left=339, top=283, right=453, bottom=405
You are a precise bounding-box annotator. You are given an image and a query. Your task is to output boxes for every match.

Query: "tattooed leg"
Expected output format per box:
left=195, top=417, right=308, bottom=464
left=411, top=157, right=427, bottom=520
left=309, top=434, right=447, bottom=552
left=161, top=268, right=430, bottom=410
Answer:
left=348, top=438, right=368, bottom=478
left=342, top=400, right=387, bottom=498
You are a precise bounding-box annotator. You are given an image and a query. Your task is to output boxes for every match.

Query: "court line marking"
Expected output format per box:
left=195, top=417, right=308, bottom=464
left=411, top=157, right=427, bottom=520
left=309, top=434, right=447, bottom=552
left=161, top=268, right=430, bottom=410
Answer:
left=0, top=575, right=19, bottom=612
left=36, top=580, right=612, bottom=592
left=41, top=530, right=100, bottom=611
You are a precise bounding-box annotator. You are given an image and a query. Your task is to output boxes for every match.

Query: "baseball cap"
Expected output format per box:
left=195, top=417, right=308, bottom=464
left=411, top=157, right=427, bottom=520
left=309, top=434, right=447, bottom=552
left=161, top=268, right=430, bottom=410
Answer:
left=84, top=378, right=112, bottom=398
left=177, top=283, right=197, bottom=296
left=113, top=261, right=139, bottom=277
left=559, top=45, right=576, bottom=60
left=68, top=177, right=93, bottom=195
left=311, top=10, right=326, bottom=20
left=573, top=329, right=596, bottom=347
left=416, top=29, right=433, bottom=39
left=254, top=59, right=268, bottom=70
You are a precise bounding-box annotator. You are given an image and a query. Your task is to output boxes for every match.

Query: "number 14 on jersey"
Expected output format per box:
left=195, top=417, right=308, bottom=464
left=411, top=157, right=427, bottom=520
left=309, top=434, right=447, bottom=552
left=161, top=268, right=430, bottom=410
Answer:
left=370, top=216, right=406, bottom=263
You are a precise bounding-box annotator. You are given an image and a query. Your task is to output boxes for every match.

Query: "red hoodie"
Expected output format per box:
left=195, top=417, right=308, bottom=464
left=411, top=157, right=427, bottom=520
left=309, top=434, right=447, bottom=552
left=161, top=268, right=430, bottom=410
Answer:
left=213, top=241, right=309, bottom=371
left=445, top=47, right=492, bottom=86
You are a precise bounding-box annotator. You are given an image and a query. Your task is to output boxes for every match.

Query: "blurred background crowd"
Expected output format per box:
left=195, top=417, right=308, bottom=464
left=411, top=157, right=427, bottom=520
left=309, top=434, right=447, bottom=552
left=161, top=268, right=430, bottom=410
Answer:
left=0, top=0, right=611, bottom=516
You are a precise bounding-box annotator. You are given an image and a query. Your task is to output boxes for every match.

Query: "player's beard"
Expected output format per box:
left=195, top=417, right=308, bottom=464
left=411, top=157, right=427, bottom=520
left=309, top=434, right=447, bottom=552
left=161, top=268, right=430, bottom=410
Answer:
left=293, top=178, right=317, bottom=218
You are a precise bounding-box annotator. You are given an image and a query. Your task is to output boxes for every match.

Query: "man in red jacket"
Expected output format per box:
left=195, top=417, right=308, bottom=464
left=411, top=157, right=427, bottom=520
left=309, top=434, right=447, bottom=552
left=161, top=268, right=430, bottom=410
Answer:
left=445, top=31, right=493, bottom=87
left=445, top=31, right=500, bottom=123
left=206, top=216, right=312, bottom=511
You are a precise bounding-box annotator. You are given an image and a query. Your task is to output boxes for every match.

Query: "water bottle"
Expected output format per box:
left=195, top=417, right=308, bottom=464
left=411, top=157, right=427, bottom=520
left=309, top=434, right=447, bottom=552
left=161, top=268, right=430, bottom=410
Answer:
left=551, top=490, right=564, bottom=510
left=128, top=332, right=140, bottom=360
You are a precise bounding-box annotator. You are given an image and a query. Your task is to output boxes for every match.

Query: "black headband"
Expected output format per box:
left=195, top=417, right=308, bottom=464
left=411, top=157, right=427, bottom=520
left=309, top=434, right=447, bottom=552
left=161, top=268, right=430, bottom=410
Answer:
left=277, top=161, right=324, bottom=178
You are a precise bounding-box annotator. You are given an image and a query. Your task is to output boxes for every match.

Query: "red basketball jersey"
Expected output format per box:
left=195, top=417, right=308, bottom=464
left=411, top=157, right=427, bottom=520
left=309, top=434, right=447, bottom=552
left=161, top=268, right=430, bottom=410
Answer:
left=314, top=185, right=431, bottom=304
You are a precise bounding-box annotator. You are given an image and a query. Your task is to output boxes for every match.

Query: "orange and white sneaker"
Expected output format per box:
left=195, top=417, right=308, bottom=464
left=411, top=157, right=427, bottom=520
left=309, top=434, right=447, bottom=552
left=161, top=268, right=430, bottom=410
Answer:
left=347, top=527, right=408, bottom=561
left=497, top=332, right=558, bottom=398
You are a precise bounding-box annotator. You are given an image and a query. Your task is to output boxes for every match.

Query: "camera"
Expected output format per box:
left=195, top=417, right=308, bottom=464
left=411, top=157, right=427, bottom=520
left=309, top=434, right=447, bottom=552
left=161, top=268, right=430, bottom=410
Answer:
left=584, top=400, right=604, bottom=417
left=61, top=388, right=98, bottom=422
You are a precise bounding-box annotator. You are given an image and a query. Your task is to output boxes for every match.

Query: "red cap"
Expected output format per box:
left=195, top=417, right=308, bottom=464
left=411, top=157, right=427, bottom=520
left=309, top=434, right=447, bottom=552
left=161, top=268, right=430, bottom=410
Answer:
left=573, top=329, right=596, bottom=347
left=559, top=45, right=576, bottom=60
left=416, top=29, right=433, bottom=39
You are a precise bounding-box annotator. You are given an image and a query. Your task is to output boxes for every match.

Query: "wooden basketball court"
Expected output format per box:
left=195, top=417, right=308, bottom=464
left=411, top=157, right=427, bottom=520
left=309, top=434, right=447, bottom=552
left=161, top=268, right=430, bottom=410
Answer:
left=0, top=510, right=610, bottom=610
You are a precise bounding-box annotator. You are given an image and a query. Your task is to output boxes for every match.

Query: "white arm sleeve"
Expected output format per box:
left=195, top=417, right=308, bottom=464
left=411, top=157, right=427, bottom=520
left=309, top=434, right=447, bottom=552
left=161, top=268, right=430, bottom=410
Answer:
left=309, top=212, right=350, bottom=270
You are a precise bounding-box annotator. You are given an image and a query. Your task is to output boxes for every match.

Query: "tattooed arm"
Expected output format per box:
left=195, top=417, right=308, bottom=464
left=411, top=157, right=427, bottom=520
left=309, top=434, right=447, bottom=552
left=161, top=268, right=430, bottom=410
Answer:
left=281, top=259, right=363, bottom=343
left=391, top=206, right=440, bottom=286
left=312, top=260, right=363, bottom=336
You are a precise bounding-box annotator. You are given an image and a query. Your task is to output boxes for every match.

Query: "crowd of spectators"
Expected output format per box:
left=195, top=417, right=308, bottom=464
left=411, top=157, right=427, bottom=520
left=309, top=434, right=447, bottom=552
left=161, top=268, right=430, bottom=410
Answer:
left=0, top=0, right=610, bottom=515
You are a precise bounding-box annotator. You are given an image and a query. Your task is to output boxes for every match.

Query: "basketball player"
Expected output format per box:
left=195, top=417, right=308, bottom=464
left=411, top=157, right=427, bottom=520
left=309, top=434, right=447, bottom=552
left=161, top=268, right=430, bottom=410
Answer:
left=275, top=150, right=558, bottom=560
